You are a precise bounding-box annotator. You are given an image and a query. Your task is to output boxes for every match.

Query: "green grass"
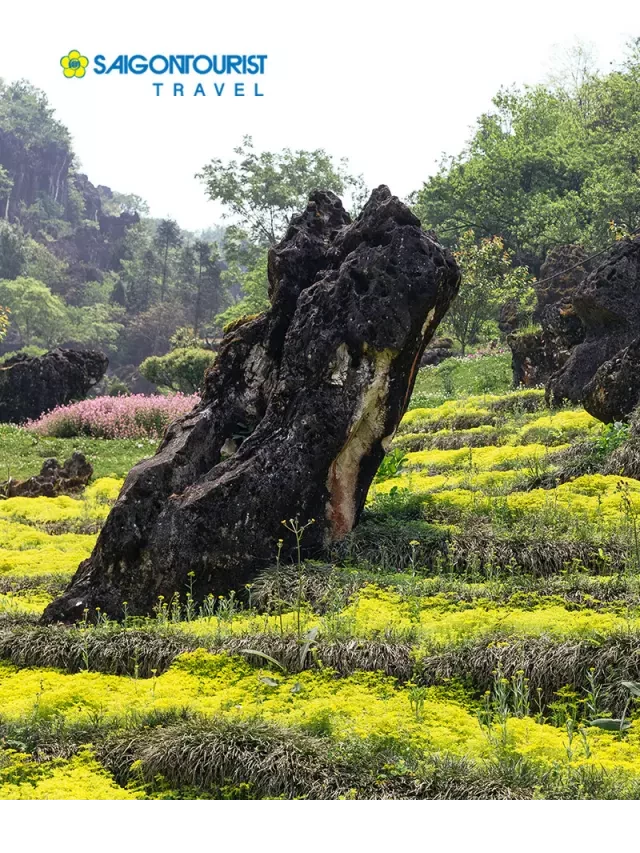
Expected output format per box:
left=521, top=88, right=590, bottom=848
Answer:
left=410, top=353, right=512, bottom=408
left=2, top=357, right=640, bottom=800
left=0, top=425, right=158, bottom=481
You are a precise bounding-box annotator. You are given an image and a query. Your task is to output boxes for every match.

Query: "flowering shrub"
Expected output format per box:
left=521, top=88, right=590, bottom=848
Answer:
left=26, top=393, right=199, bottom=440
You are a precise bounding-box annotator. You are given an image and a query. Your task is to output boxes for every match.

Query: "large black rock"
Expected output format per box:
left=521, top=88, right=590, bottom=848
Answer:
left=546, top=237, right=640, bottom=410
left=507, top=244, right=587, bottom=388
left=0, top=348, right=108, bottom=423
left=42, top=187, right=460, bottom=623
left=583, top=336, right=640, bottom=424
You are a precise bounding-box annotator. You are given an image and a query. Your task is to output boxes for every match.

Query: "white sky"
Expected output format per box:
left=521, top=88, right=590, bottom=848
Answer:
left=1, top=1, right=637, bottom=230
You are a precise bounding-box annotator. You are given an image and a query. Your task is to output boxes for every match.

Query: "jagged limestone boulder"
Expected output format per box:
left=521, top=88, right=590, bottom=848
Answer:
left=546, top=237, right=640, bottom=408
left=0, top=452, right=93, bottom=498
left=0, top=348, right=108, bottom=423
left=583, top=336, right=640, bottom=424
left=42, top=186, right=460, bottom=623
left=507, top=244, right=587, bottom=388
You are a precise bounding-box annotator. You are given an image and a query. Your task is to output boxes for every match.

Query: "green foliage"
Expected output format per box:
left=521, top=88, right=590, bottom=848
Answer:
left=0, top=425, right=156, bottom=480
left=0, top=345, right=46, bottom=363
left=217, top=250, right=269, bottom=327
left=0, top=277, right=67, bottom=346
left=155, top=219, right=182, bottom=301
left=0, top=221, right=25, bottom=280
left=197, top=135, right=366, bottom=246
left=446, top=232, right=534, bottom=354
left=0, top=277, right=124, bottom=351
left=177, top=240, right=225, bottom=334
left=0, top=305, right=9, bottom=343
left=412, top=44, right=640, bottom=266
left=410, top=354, right=513, bottom=408
left=139, top=347, right=216, bottom=393
left=22, top=238, right=68, bottom=293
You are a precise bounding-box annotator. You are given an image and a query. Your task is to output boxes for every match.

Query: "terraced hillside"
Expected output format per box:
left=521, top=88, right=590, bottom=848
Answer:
left=2, top=357, right=640, bottom=799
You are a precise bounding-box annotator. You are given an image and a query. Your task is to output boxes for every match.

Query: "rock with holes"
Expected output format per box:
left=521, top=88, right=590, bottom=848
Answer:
left=506, top=244, right=588, bottom=388
left=0, top=348, right=107, bottom=423
left=1, top=452, right=93, bottom=498
left=582, top=336, right=640, bottom=423
left=546, top=237, right=640, bottom=407
left=42, top=186, right=460, bottom=623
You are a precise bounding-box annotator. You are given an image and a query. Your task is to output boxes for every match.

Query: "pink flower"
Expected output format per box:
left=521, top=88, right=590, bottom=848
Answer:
left=26, top=393, right=200, bottom=440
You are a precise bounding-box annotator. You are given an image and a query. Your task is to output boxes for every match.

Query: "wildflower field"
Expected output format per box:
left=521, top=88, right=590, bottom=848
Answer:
left=3, top=354, right=640, bottom=800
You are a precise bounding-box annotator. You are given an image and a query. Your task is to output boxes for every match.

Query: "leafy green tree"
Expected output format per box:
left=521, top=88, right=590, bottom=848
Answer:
left=0, top=304, right=9, bottom=342
left=140, top=347, right=216, bottom=393
left=0, top=220, right=24, bottom=279
left=0, top=80, right=74, bottom=224
left=64, top=303, right=125, bottom=353
left=412, top=42, right=640, bottom=269
left=216, top=251, right=269, bottom=327
left=22, top=237, right=68, bottom=294
left=445, top=232, right=534, bottom=355
left=155, top=218, right=182, bottom=301
left=101, top=191, right=150, bottom=216
left=197, top=135, right=366, bottom=245
left=0, top=276, right=67, bottom=346
left=120, top=300, right=187, bottom=365
left=0, top=165, right=12, bottom=219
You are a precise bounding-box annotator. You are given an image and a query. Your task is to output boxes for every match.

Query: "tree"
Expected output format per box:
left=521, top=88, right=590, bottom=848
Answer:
left=0, top=304, right=9, bottom=342
left=216, top=250, right=269, bottom=328
left=445, top=231, right=534, bottom=355
left=0, top=80, right=74, bottom=223
left=0, top=276, right=67, bottom=346
left=155, top=218, right=182, bottom=300
left=0, top=165, right=12, bottom=219
left=101, top=191, right=150, bottom=217
left=0, top=220, right=24, bottom=279
left=120, top=301, right=187, bottom=365
left=140, top=347, right=216, bottom=393
left=411, top=42, right=640, bottom=269
left=197, top=135, right=366, bottom=246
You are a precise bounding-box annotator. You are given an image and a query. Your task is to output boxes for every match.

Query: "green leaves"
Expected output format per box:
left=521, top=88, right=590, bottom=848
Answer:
left=589, top=718, right=631, bottom=732
left=412, top=45, right=640, bottom=266
left=197, top=135, right=365, bottom=246
left=239, top=649, right=286, bottom=672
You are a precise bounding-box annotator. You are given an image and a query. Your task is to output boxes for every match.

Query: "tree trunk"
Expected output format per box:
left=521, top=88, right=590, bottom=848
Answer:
left=42, top=187, right=460, bottom=624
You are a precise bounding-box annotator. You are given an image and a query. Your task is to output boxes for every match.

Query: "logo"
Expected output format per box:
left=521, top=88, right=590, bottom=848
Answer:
left=60, top=50, right=89, bottom=79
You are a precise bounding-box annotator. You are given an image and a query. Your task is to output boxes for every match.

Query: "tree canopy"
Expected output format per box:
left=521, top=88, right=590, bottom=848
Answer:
left=412, top=42, right=640, bottom=270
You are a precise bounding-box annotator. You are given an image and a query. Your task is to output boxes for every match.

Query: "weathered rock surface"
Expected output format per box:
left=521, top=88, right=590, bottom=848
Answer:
left=498, top=298, right=522, bottom=335
left=583, top=336, right=640, bottom=424
left=0, top=348, right=107, bottom=423
left=546, top=237, right=640, bottom=408
left=42, top=186, right=460, bottom=623
left=533, top=244, right=590, bottom=318
left=507, top=245, right=587, bottom=387
left=0, top=453, right=93, bottom=498
left=420, top=337, right=455, bottom=367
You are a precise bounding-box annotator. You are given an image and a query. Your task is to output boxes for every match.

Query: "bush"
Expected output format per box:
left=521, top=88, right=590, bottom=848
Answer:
left=139, top=348, right=216, bottom=394
left=26, top=394, right=199, bottom=440
left=0, top=346, right=47, bottom=364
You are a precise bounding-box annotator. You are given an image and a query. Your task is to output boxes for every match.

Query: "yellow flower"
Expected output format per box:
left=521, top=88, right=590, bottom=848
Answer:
left=61, top=50, right=89, bottom=79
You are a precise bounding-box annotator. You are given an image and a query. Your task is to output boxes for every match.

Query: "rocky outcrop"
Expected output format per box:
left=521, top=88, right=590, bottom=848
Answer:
left=583, top=336, right=640, bottom=424
left=508, top=301, right=585, bottom=388
left=0, top=348, right=108, bottom=423
left=420, top=337, right=455, bottom=367
left=42, top=186, right=461, bottom=623
left=507, top=245, right=588, bottom=387
left=546, top=237, right=640, bottom=409
left=498, top=298, right=522, bottom=335
left=0, top=453, right=93, bottom=498
left=534, top=244, right=590, bottom=317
